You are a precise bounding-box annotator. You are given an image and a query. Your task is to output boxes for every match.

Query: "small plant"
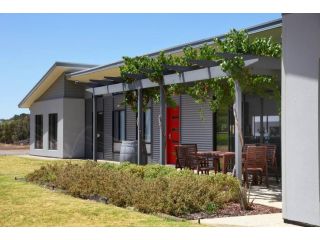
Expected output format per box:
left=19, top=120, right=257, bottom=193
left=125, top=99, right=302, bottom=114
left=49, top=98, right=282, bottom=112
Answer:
left=238, top=183, right=254, bottom=210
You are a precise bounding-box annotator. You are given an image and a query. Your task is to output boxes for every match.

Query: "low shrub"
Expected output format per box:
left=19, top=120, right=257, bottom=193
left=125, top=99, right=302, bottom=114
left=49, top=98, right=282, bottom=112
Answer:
left=26, top=162, right=240, bottom=216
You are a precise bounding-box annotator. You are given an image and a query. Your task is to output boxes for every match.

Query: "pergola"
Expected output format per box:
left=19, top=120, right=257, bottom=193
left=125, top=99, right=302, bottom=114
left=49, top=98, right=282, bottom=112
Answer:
left=67, top=53, right=280, bottom=180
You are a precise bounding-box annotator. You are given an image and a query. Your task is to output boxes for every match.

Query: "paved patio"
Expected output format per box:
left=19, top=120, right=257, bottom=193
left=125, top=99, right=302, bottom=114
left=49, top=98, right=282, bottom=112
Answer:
left=200, top=178, right=296, bottom=227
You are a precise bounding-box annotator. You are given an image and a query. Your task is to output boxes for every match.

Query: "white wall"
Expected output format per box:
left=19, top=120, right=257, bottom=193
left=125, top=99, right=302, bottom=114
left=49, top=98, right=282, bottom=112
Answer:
left=63, top=98, right=85, bottom=158
left=30, top=98, right=85, bottom=158
left=282, top=13, right=320, bottom=226
left=30, top=98, right=64, bottom=158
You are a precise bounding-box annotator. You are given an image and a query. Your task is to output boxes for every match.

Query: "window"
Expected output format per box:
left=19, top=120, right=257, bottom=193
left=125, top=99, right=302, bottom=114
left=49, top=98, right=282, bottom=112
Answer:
left=215, top=107, right=234, bottom=151
left=35, top=115, right=43, bottom=149
left=113, top=110, right=126, bottom=142
left=49, top=113, right=58, bottom=150
left=143, top=108, right=151, bottom=143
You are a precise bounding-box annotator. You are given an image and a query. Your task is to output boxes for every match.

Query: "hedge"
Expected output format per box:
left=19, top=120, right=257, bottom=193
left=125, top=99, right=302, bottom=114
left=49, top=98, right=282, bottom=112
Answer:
left=26, top=162, right=240, bottom=216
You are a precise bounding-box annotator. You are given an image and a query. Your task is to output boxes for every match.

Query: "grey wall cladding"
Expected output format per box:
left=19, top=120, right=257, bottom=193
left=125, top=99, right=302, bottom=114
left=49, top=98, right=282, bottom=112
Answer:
left=37, top=73, right=85, bottom=102
left=64, top=78, right=85, bottom=98
left=151, top=101, right=160, bottom=164
left=37, top=74, right=65, bottom=101
left=85, top=98, right=93, bottom=158
left=180, top=94, right=213, bottom=151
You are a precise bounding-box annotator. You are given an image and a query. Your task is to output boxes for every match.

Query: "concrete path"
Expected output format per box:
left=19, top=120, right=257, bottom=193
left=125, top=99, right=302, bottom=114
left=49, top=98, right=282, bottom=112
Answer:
left=250, top=183, right=282, bottom=208
left=0, top=149, right=29, bottom=156
left=201, top=213, right=296, bottom=227
left=200, top=180, right=289, bottom=227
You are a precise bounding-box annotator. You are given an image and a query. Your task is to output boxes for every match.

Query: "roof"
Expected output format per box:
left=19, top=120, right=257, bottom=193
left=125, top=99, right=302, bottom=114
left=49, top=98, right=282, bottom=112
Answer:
left=67, top=18, right=282, bottom=82
left=19, top=62, right=97, bottom=108
left=19, top=18, right=282, bottom=109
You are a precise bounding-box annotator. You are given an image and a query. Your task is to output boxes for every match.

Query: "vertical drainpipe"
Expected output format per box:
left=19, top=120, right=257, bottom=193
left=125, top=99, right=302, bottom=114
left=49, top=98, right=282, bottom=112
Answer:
left=92, top=87, right=97, bottom=162
left=137, top=89, right=143, bottom=165
left=234, top=80, right=243, bottom=181
left=159, top=82, right=166, bottom=165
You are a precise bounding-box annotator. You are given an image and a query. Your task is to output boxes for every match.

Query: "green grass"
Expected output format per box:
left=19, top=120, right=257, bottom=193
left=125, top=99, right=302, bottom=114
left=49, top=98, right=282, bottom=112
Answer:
left=0, top=156, right=196, bottom=226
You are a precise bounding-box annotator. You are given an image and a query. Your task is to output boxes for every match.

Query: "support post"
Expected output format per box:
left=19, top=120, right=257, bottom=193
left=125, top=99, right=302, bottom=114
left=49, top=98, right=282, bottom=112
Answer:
left=137, top=89, right=143, bottom=165
left=92, top=88, right=97, bottom=161
left=159, top=82, right=166, bottom=165
left=233, top=80, right=243, bottom=180
left=259, top=97, right=264, bottom=144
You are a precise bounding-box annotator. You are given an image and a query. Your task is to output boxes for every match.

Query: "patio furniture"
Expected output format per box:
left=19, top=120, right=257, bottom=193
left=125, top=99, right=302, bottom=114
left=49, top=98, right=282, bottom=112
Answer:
left=175, top=144, right=211, bottom=174
left=196, top=151, right=220, bottom=174
left=175, top=145, right=188, bottom=170
left=243, top=144, right=256, bottom=153
left=266, top=144, right=279, bottom=182
left=221, top=152, right=235, bottom=174
left=243, top=145, right=269, bottom=188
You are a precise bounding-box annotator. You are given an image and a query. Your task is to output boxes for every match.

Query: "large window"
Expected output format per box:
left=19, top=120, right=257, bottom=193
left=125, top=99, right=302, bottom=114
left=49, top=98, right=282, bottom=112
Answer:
left=35, top=115, right=43, bottom=149
left=113, top=110, right=126, bottom=142
left=215, top=107, right=235, bottom=151
left=48, top=113, right=58, bottom=150
left=144, top=108, right=151, bottom=143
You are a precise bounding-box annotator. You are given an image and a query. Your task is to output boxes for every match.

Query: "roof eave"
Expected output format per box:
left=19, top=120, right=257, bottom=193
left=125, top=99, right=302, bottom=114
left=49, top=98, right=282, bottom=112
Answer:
left=67, top=18, right=282, bottom=80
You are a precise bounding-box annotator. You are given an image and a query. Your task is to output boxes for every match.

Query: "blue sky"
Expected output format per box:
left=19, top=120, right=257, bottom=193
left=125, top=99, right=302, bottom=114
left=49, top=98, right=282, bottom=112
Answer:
left=0, top=13, right=280, bottom=119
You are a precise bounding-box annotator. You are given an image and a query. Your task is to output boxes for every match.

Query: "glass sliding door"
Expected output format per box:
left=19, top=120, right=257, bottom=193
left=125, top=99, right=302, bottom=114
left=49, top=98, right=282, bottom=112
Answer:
left=214, top=107, right=235, bottom=151
left=243, top=94, right=281, bottom=169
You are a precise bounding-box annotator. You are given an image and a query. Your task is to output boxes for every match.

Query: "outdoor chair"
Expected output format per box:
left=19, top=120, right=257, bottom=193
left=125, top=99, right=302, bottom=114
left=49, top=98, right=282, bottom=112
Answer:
left=242, top=144, right=256, bottom=160
left=243, top=145, right=269, bottom=188
left=222, top=153, right=235, bottom=174
left=175, top=144, right=210, bottom=174
left=266, top=144, right=279, bottom=182
left=175, top=145, right=188, bottom=170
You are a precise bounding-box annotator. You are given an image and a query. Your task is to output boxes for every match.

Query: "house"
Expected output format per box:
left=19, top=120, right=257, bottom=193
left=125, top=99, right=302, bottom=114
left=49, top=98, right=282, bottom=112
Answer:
left=18, top=14, right=320, bottom=226
left=18, top=18, right=281, bottom=163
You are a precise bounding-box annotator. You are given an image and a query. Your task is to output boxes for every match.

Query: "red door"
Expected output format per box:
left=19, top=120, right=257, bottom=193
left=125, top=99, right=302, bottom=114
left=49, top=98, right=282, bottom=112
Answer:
left=166, top=106, right=180, bottom=164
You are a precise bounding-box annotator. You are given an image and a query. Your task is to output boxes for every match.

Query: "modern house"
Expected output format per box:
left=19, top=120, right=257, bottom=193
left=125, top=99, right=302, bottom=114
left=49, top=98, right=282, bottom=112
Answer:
left=18, top=14, right=320, bottom=226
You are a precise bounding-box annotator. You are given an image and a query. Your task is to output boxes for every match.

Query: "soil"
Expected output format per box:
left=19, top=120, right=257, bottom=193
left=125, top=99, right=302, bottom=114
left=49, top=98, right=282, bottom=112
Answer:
left=0, top=143, right=29, bottom=150
left=180, top=202, right=282, bottom=220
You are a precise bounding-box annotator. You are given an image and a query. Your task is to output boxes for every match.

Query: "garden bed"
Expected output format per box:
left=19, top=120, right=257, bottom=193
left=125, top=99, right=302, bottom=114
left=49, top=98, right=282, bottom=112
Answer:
left=26, top=161, right=240, bottom=218
left=26, top=161, right=280, bottom=220
left=181, top=202, right=281, bottom=220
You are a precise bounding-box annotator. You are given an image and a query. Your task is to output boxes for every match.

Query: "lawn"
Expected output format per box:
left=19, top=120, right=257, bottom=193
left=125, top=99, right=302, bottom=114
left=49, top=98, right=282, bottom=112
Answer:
left=0, top=156, right=196, bottom=226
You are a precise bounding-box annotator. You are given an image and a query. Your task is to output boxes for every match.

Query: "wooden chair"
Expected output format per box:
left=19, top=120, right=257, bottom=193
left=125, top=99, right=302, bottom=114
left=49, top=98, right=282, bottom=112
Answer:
left=243, top=145, right=269, bottom=187
left=222, top=153, right=235, bottom=174
left=266, top=144, right=279, bottom=182
left=243, top=144, right=256, bottom=153
left=175, top=145, right=188, bottom=170
left=175, top=144, right=210, bottom=174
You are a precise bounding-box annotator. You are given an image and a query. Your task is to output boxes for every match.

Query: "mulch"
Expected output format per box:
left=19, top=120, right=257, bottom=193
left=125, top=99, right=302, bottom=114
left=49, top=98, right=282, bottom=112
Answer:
left=181, top=202, right=281, bottom=220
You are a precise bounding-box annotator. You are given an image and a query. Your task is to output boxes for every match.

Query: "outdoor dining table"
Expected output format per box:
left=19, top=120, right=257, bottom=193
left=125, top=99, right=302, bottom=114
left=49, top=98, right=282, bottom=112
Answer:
left=197, top=151, right=246, bottom=174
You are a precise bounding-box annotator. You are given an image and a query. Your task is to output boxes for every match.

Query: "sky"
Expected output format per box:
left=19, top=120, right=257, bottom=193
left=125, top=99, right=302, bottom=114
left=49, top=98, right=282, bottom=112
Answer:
left=0, top=13, right=281, bottom=119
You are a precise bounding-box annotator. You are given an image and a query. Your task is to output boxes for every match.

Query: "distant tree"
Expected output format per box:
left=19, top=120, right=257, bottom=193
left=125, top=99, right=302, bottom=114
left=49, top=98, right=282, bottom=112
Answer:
left=0, top=113, right=29, bottom=144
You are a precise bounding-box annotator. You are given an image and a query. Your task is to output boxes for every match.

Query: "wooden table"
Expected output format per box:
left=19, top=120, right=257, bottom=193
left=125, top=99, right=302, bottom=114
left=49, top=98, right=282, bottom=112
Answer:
left=197, top=151, right=224, bottom=173
left=197, top=151, right=246, bottom=174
